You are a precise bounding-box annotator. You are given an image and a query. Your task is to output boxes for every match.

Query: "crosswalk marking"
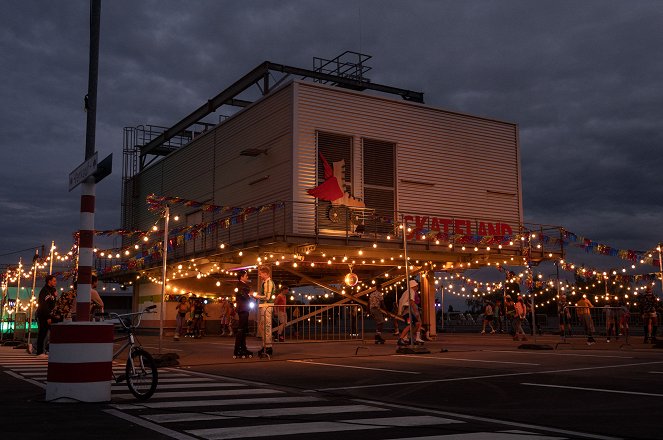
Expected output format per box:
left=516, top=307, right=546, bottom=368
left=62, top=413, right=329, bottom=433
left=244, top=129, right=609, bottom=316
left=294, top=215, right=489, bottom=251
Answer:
left=110, top=396, right=323, bottom=410
left=112, top=387, right=283, bottom=401
left=143, top=404, right=388, bottom=423
left=1, top=347, right=587, bottom=440
left=187, top=415, right=462, bottom=439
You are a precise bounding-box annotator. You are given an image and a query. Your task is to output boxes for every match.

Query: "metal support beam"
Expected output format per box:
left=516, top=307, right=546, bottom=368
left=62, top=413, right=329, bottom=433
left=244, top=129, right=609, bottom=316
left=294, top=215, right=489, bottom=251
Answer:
left=139, top=60, right=425, bottom=160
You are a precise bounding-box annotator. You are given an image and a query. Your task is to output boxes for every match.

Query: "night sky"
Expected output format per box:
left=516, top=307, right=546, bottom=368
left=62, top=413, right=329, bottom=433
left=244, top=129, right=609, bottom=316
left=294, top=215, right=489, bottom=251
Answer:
left=2, top=1, right=662, bottom=280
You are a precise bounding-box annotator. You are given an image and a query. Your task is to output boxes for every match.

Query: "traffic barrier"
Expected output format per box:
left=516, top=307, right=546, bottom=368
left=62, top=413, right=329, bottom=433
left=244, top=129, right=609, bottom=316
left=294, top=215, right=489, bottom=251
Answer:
left=45, top=322, right=114, bottom=402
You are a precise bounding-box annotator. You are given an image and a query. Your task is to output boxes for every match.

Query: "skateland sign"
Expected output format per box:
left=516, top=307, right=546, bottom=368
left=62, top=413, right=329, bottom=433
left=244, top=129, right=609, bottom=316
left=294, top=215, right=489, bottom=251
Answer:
left=402, top=215, right=514, bottom=240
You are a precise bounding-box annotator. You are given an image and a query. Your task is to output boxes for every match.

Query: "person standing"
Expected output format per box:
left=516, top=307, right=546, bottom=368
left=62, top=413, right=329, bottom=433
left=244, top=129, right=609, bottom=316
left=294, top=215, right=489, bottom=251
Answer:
left=557, top=293, right=572, bottom=337
left=576, top=294, right=596, bottom=345
left=174, top=296, right=189, bottom=340
left=397, top=279, right=424, bottom=345
left=219, top=297, right=232, bottom=336
left=513, top=296, right=528, bottom=341
left=191, top=297, right=207, bottom=338
left=604, top=299, right=618, bottom=343
left=504, top=295, right=516, bottom=336
left=35, top=275, right=57, bottom=357
left=89, top=275, right=104, bottom=319
left=274, top=286, right=288, bottom=342
left=640, top=286, right=659, bottom=343
left=369, top=285, right=387, bottom=343
left=481, top=300, right=495, bottom=334
left=256, top=265, right=276, bottom=357
left=233, top=270, right=252, bottom=358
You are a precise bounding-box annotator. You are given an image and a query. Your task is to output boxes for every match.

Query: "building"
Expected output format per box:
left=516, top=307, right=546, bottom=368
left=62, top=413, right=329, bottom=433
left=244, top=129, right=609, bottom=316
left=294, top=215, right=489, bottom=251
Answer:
left=107, top=53, right=561, bottom=336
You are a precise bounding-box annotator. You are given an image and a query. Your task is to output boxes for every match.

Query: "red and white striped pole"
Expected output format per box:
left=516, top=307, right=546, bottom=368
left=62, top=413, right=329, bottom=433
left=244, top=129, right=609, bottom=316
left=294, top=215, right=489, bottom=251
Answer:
left=76, top=181, right=94, bottom=321
left=76, top=0, right=101, bottom=321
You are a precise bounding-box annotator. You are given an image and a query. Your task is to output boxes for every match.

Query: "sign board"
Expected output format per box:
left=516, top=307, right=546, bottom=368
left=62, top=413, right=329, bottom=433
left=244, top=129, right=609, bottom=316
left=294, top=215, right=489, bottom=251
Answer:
left=14, top=312, right=26, bottom=341
left=69, top=152, right=98, bottom=191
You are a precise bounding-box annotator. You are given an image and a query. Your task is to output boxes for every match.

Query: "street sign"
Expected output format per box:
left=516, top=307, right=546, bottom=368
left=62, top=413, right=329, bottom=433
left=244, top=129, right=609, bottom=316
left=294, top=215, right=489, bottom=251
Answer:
left=69, top=152, right=98, bottom=191
left=94, top=153, right=112, bottom=183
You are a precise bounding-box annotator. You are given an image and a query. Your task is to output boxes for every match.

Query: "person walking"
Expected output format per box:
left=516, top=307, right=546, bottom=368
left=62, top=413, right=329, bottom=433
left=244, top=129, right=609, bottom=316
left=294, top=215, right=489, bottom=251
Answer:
left=369, top=284, right=387, bottom=343
left=35, top=275, right=57, bottom=357
left=233, top=270, right=252, bottom=358
left=256, top=265, right=276, bottom=357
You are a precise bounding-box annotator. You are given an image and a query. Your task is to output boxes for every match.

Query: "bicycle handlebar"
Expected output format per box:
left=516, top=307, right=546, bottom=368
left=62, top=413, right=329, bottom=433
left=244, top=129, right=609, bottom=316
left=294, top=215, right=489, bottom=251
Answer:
left=105, top=306, right=157, bottom=330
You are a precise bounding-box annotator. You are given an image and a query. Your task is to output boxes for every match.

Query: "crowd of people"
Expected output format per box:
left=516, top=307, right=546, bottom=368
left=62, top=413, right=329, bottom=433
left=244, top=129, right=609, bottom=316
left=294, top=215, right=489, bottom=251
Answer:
left=30, top=270, right=661, bottom=358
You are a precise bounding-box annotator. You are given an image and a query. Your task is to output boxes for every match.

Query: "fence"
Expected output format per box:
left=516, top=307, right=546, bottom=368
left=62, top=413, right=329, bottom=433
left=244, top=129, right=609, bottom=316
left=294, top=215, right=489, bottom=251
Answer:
left=561, top=305, right=640, bottom=343
left=255, top=303, right=364, bottom=343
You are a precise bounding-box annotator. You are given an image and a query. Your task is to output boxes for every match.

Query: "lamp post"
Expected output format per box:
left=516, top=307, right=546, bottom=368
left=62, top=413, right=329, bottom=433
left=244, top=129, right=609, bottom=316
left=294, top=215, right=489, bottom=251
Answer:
left=658, top=243, right=663, bottom=296
left=49, top=241, right=55, bottom=275
left=159, top=205, right=170, bottom=354
left=401, top=218, right=413, bottom=347
left=27, top=250, right=39, bottom=351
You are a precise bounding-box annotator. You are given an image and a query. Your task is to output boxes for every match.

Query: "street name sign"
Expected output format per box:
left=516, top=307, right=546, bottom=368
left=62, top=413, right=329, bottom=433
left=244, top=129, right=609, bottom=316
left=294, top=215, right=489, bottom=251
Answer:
left=69, top=152, right=98, bottom=192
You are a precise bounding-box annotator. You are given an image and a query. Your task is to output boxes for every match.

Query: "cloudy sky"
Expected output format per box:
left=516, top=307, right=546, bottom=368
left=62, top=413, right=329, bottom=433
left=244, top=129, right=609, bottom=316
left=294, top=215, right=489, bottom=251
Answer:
left=1, top=0, right=662, bottom=273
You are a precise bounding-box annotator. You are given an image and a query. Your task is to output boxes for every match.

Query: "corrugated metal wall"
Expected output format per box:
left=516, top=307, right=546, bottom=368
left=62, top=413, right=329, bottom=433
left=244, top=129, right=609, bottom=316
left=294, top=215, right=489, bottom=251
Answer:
left=125, top=84, right=295, bottom=249
left=126, top=79, right=522, bottom=247
left=293, top=80, right=522, bottom=232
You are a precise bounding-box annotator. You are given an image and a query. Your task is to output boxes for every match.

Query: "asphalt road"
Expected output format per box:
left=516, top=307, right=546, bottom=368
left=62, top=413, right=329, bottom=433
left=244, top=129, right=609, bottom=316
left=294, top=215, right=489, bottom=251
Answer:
left=163, top=334, right=663, bottom=439
left=2, top=333, right=662, bottom=439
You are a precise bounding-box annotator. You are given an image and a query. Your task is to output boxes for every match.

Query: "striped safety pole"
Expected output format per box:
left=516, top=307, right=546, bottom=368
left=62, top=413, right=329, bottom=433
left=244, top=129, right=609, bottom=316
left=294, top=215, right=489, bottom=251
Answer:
left=76, top=0, right=101, bottom=321
left=76, top=181, right=94, bottom=321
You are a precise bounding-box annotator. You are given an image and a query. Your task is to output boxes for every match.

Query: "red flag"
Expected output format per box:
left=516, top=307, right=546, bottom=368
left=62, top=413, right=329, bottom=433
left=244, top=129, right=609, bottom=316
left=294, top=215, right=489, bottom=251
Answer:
left=307, top=152, right=343, bottom=201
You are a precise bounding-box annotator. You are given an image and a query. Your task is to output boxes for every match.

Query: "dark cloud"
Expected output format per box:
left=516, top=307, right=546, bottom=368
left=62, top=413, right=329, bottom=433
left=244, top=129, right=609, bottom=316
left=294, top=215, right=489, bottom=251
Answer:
left=1, top=0, right=662, bottom=269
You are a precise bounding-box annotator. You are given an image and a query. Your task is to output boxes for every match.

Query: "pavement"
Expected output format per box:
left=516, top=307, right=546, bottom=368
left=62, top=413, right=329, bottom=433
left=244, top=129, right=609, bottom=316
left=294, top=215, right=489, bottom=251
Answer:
left=0, top=333, right=663, bottom=439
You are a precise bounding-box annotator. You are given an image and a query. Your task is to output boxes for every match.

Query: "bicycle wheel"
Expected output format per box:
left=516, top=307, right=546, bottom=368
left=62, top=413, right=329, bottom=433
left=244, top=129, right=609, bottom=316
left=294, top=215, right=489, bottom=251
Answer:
left=126, top=348, right=158, bottom=400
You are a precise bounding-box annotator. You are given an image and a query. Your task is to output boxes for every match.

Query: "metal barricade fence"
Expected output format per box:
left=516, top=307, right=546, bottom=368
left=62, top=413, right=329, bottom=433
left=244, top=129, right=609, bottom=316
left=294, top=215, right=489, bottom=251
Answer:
left=259, top=303, right=364, bottom=343
left=561, top=306, right=631, bottom=343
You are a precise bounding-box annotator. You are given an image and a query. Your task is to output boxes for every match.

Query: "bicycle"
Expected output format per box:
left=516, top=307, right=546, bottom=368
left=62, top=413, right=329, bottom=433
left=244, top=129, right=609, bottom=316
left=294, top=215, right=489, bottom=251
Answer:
left=105, top=305, right=159, bottom=400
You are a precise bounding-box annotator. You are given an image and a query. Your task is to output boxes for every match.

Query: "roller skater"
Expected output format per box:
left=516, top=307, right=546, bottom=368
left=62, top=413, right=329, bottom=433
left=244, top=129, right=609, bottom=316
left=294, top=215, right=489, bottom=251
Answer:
left=256, top=265, right=276, bottom=356
left=257, top=346, right=273, bottom=358
left=369, top=283, right=387, bottom=344
left=233, top=270, right=252, bottom=359
left=233, top=348, right=253, bottom=359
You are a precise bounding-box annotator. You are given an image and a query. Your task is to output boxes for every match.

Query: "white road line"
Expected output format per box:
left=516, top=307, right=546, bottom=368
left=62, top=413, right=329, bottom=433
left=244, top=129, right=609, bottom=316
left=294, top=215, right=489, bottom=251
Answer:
left=154, top=377, right=212, bottom=383
left=521, top=382, right=663, bottom=397
left=110, top=396, right=322, bottom=410
left=139, top=345, right=184, bottom=352
left=104, top=409, right=198, bottom=440
left=187, top=415, right=461, bottom=439
left=483, top=350, right=633, bottom=359
left=144, top=404, right=387, bottom=423
left=111, top=382, right=245, bottom=390
left=4, top=370, right=46, bottom=389
left=112, top=387, right=282, bottom=400
left=649, top=371, right=663, bottom=374
left=394, top=354, right=540, bottom=366
left=352, top=398, right=619, bottom=440
left=389, top=433, right=566, bottom=440
left=288, top=359, right=421, bottom=374
left=311, top=360, right=663, bottom=392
